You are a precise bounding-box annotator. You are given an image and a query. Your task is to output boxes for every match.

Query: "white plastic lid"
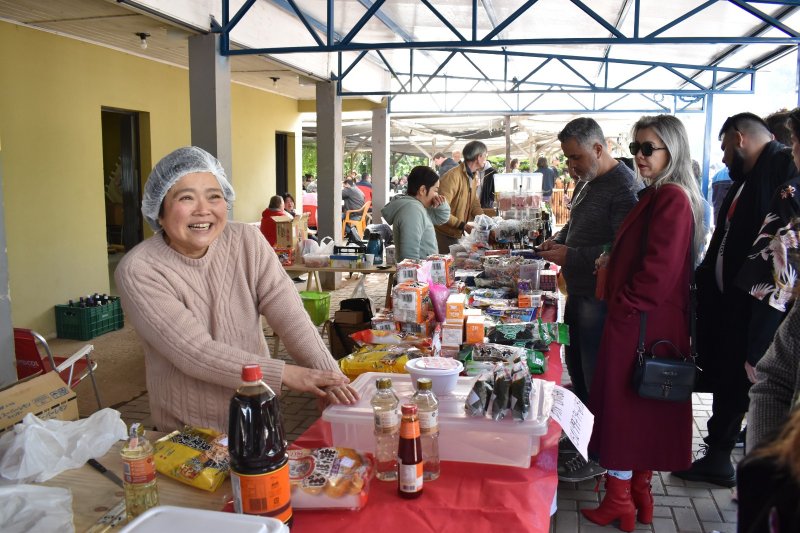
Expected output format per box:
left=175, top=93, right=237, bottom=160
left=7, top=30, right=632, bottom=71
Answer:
left=119, top=506, right=289, bottom=533
left=405, top=357, right=462, bottom=373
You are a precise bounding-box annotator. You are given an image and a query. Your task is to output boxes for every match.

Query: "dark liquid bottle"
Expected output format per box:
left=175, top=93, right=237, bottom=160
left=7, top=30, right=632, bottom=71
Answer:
left=397, top=403, right=423, bottom=499
left=228, top=364, right=292, bottom=526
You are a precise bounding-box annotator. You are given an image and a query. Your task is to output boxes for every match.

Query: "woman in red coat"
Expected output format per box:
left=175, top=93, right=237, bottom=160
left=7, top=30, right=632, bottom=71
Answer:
left=582, top=115, right=707, bottom=531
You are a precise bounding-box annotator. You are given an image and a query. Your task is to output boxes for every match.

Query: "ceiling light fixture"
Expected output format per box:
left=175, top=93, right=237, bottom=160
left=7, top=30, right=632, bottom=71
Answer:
left=135, top=32, right=150, bottom=50
left=270, top=76, right=280, bottom=88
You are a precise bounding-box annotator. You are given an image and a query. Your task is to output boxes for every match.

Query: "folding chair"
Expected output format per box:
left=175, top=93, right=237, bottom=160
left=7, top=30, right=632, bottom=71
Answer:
left=342, top=201, right=371, bottom=238
left=14, top=328, right=102, bottom=409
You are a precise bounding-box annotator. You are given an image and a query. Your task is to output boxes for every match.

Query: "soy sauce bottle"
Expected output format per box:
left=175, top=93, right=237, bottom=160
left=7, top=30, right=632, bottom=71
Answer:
left=397, top=403, right=423, bottom=499
left=228, top=364, right=292, bottom=526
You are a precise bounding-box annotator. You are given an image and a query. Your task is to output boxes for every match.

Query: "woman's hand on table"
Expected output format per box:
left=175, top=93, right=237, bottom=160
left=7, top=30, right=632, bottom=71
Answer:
left=283, top=365, right=350, bottom=398
left=317, top=383, right=360, bottom=411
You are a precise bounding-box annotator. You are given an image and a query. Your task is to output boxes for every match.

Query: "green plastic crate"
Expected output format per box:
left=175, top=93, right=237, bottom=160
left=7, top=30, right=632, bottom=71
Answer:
left=55, top=299, right=124, bottom=340
left=299, top=291, right=331, bottom=326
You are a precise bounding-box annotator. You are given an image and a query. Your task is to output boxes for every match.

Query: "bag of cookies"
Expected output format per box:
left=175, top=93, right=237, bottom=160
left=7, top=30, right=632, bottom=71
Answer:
left=288, top=447, right=374, bottom=510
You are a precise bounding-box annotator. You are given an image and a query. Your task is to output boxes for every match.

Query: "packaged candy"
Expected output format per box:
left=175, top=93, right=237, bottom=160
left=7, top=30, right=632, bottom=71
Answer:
left=396, top=259, right=423, bottom=284
left=425, top=254, right=454, bottom=287
left=288, top=447, right=374, bottom=510
left=392, top=281, right=430, bottom=323
left=154, top=427, right=229, bottom=492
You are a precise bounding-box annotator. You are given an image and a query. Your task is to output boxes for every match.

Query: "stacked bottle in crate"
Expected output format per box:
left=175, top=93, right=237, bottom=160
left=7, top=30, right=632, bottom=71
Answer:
left=55, top=293, right=124, bottom=340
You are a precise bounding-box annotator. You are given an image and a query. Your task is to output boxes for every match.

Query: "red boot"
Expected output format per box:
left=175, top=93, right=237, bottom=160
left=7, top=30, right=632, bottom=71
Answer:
left=581, top=475, right=636, bottom=532
left=631, top=470, right=654, bottom=524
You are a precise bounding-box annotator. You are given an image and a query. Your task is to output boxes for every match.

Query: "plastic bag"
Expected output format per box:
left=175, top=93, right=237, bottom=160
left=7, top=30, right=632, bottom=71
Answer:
left=428, top=283, right=450, bottom=322
left=318, top=236, right=335, bottom=256
left=0, top=408, right=127, bottom=484
left=0, top=485, right=73, bottom=533
left=288, top=447, right=374, bottom=510
left=299, top=238, right=320, bottom=257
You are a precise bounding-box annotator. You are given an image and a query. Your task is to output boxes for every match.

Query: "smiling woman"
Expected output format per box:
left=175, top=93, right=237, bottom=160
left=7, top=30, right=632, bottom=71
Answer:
left=114, top=146, right=358, bottom=434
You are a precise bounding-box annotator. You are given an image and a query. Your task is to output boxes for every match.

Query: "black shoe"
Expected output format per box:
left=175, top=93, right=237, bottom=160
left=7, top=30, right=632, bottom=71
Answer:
left=291, top=277, right=305, bottom=283
left=671, top=444, right=736, bottom=488
left=557, top=454, right=606, bottom=482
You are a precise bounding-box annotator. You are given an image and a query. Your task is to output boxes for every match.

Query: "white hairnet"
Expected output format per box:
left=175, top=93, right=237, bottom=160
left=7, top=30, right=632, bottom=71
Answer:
left=141, top=146, right=235, bottom=231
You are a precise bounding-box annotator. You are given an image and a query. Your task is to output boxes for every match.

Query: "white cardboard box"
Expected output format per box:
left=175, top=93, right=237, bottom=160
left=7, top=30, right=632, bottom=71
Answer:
left=322, top=372, right=549, bottom=468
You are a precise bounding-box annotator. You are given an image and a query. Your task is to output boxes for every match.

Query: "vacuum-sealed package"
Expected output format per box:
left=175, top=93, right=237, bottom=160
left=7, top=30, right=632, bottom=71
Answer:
left=288, top=447, right=374, bottom=510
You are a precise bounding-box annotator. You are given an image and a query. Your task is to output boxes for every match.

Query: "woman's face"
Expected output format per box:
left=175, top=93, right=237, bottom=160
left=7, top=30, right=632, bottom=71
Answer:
left=158, top=172, right=228, bottom=259
left=416, top=180, right=440, bottom=207
left=791, top=133, right=800, bottom=171
left=284, top=197, right=295, bottom=211
left=634, top=127, right=670, bottom=180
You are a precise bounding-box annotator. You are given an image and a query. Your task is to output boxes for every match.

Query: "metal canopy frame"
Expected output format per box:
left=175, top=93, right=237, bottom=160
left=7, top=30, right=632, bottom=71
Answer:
left=218, top=0, right=800, bottom=114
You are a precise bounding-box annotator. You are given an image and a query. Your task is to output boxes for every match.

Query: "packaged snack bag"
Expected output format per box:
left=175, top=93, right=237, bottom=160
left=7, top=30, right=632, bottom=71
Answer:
left=154, top=427, right=229, bottom=492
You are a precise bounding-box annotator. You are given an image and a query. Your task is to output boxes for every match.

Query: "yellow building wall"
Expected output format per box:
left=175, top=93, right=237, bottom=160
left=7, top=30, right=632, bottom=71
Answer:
left=230, top=84, right=302, bottom=222
left=0, top=22, right=301, bottom=335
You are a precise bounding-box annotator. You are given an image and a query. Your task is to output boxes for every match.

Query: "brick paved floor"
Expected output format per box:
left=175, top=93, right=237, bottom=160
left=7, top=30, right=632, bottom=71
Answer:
left=114, top=272, right=741, bottom=533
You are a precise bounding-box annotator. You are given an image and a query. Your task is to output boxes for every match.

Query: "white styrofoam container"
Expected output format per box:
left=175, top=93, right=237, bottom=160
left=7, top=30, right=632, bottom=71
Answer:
left=322, top=372, right=549, bottom=468
left=120, top=506, right=289, bottom=533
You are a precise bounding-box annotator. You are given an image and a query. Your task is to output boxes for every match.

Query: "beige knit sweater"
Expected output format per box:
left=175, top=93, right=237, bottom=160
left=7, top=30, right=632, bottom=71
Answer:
left=115, top=222, right=341, bottom=433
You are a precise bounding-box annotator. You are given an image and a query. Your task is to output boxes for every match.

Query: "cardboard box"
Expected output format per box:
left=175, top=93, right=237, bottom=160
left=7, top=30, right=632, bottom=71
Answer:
left=335, top=310, right=365, bottom=325
left=0, top=372, right=78, bottom=434
left=465, top=314, right=485, bottom=344
left=441, top=320, right=464, bottom=347
left=426, top=254, right=454, bottom=287
left=445, top=293, right=467, bottom=322
left=273, top=212, right=309, bottom=248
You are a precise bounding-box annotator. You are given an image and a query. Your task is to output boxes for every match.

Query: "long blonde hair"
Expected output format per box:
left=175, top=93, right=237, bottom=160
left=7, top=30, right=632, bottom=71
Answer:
left=632, top=115, right=707, bottom=260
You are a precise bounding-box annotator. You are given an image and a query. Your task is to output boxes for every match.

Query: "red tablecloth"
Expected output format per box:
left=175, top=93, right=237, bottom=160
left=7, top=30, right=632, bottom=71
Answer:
left=290, top=304, right=563, bottom=533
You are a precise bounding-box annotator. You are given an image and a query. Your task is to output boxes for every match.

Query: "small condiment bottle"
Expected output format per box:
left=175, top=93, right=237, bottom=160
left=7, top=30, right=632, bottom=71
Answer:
left=397, top=404, right=423, bottom=499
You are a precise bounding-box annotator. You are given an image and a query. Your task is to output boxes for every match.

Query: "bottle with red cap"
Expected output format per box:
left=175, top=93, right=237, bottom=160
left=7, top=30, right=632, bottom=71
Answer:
left=228, top=364, right=292, bottom=526
left=397, top=403, right=424, bottom=499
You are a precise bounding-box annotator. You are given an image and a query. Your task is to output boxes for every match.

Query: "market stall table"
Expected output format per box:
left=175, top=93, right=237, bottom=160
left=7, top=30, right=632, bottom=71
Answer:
left=283, top=264, right=396, bottom=303
left=288, top=303, right=563, bottom=533
left=41, top=304, right=561, bottom=533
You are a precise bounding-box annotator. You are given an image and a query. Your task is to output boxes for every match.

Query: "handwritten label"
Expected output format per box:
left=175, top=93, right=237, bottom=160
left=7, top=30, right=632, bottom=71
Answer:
left=550, top=385, right=594, bottom=461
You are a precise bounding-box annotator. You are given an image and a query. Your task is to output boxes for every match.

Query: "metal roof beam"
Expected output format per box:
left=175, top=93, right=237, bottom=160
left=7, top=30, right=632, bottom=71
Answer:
left=341, top=0, right=387, bottom=46
left=420, top=0, right=466, bottom=41
left=569, top=0, right=626, bottom=38
left=482, top=0, right=540, bottom=42
left=728, top=0, right=800, bottom=37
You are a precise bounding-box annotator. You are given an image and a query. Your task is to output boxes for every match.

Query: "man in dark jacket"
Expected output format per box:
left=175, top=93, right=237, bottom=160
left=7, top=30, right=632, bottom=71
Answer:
left=538, top=117, right=641, bottom=482
left=672, top=112, right=796, bottom=487
left=433, top=152, right=458, bottom=177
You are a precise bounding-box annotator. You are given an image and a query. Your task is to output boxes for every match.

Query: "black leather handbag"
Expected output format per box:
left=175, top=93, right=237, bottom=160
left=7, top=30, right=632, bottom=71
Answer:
left=630, top=191, right=699, bottom=402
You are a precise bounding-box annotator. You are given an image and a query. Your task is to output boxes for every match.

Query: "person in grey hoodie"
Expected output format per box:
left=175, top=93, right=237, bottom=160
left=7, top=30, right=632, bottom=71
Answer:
left=382, top=166, right=451, bottom=261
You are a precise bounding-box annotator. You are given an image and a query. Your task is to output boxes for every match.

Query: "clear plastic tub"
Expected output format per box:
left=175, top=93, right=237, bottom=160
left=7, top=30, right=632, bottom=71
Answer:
left=322, top=372, right=550, bottom=468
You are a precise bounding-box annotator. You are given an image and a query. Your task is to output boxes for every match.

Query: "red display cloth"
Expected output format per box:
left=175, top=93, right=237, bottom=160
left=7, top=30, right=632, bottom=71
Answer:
left=290, top=304, right=562, bottom=533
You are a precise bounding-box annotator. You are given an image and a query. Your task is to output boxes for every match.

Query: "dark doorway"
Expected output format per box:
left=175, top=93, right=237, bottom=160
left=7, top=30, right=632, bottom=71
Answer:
left=101, top=109, right=143, bottom=252
left=276, top=132, right=289, bottom=194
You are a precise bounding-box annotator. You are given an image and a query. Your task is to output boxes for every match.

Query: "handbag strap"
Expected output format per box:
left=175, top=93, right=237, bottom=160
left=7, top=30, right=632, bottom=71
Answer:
left=636, top=189, right=697, bottom=362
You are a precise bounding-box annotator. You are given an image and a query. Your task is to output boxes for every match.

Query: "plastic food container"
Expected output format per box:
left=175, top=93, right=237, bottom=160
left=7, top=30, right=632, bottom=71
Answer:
left=405, top=357, right=462, bottom=395
left=120, top=506, right=289, bottom=533
left=323, top=372, right=550, bottom=468
left=303, top=254, right=330, bottom=268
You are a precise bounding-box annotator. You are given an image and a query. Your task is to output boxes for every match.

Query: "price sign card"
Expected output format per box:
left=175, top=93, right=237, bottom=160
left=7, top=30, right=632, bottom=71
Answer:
left=549, top=385, right=594, bottom=461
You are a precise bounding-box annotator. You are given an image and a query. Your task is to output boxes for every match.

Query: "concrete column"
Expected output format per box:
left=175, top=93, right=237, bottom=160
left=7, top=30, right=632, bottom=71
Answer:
left=371, top=107, right=390, bottom=221
left=316, top=81, right=343, bottom=289
left=188, top=33, right=232, bottom=188
left=0, top=145, right=16, bottom=386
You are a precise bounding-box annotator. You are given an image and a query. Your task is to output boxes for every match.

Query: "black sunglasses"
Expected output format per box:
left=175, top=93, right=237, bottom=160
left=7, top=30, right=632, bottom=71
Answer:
left=629, top=141, right=668, bottom=157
